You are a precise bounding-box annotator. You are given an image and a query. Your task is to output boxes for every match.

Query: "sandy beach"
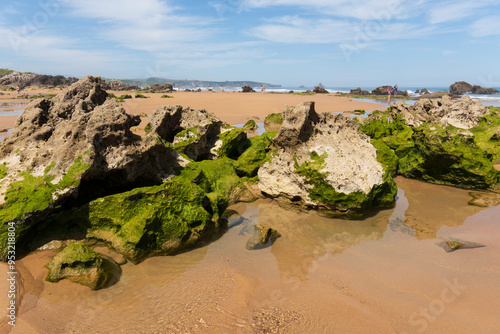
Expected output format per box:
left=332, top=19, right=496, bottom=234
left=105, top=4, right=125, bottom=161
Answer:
left=0, top=89, right=383, bottom=133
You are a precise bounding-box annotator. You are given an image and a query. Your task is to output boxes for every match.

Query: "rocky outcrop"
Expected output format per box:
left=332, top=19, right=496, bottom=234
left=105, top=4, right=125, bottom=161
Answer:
left=372, top=86, right=408, bottom=96
left=450, top=81, right=499, bottom=95
left=313, top=86, right=329, bottom=94
left=471, top=85, right=499, bottom=94
left=350, top=87, right=370, bottom=95
left=146, top=83, right=173, bottom=92
left=0, top=76, right=184, bottom=259
left=0, top=71, right=78, bottom=89
left=360, top=100, right=500, bottom=190
left=416, top=91, right=458, bottom=99
left=46, top=242, right=121, bottom=290
left=242, top=85, right=255, bottom=93
left=102, top=80, right=140, bottom=91
left=258, top=101, right=397, bottom=215
left=389, top=95, right=487, bottom=129
left=243, top=119, right=258, bottom=131
left=149, top=105, right=248, bottom=161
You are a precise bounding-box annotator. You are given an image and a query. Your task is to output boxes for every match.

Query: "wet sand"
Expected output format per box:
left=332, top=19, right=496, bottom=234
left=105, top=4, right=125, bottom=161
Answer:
left=2, top=177, right=499, bottom=333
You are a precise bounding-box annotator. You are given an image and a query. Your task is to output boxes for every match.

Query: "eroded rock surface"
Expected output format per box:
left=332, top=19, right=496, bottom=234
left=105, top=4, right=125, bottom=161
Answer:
left=258, top=101, right=396, bottom=214
left=389, top=95, right=488, bottom=129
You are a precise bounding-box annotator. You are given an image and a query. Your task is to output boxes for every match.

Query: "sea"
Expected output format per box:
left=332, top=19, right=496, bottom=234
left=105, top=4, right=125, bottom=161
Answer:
left=189, top=85, right=500, bottom=108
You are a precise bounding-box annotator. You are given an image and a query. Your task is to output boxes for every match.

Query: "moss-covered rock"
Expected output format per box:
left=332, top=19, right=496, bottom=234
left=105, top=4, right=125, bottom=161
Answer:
left=45, top=242, right=120, bottom=290
left=294, top=151, right=397, bottom=215
left=243, top=119, right=258, bottom=131
left=46, top=176, right=222, bottom=263
left=399, top=124, right=500, bottom=189
left=236, top=132, right=276, bottom=177
left=216, top=127, right=248, bottom=159
left=264, top=113, right=282, bottom=132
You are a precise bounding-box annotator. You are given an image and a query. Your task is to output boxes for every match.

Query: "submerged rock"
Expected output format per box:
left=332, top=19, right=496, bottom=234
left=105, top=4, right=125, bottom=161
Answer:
left=0, top=76, right=183, bottom=260
left=258, top=101, right=397, bottom=215
left=46, top=242, right=121, bottom=290
left=468, top=191, right=500, bottom=207
left=149, top=105, right=248, bottom=161
left=246, top=225, right=281, bottom=250
left=438, top=239, right=486, bottom=252
left=264, top=113, right=282, bottom=132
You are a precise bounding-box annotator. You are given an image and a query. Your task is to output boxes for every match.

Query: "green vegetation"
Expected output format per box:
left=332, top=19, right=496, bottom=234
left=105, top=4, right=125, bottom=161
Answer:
left=294, top=151, right=396, bottom=215
left=217, top=128, right=247, bottom=159
left=46, top=242, right=120, bottom=290
left=29, top=94, right=56, bottom=100
left=0, top=156, right=91, bottom=260
left=0, top=69, right=14, bottom=77
left=135, top=94, right=149, bottom=98
left=144, top=122, right=152, bottom=133
left=161, top=95, right=174, bottom=98
left=264, top=113, right=283, bottom=125
left=236, top=131, right=276, bottom=177
left=0, top=164, right=7, bottom=180
left=173, top=126, right=202, bottom=152
left=359, top=108, right=500, bottom=190
left=243, top=119, right=258, bottom=131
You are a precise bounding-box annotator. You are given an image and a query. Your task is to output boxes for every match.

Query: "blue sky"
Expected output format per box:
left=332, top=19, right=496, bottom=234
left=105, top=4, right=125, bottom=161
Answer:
left=0, top=0, right=499, bottom=87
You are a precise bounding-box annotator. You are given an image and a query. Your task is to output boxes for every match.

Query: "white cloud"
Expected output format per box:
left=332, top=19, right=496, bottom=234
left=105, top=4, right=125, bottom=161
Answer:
left=247, top=16, right=435, bottom=44
left=428, top=0, right=498, bottom=24
left=241, top=0, right=425, bottom=21
left=470, top=16, right=500, bottom=37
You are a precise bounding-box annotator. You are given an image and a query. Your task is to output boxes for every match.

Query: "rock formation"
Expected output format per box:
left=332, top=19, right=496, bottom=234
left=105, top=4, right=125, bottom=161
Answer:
left=149, top=105, right=248, bottom=161
left=449, top=81, right=499, bottom=95
left=360, top=98, right=500, bottom=190
left=350, top=87, right=370, bottom=95
left=102, top=80, right=140, bottom=91
left=313, top=86, right=328, bottom=94
left=46, top=242, right=121, bottom=290
left=0, top=71, right=78, bottom=89
left=372, top=86, right=408, bottom=96
left=0, top=76, right=185, bottom=259
left=242, top=85, right=255, bottom=92
left=258, top=101, right=396, bottom=215
left=146, top=83, right=174, bottom=92
left=389, top=95, right=488, bottom=129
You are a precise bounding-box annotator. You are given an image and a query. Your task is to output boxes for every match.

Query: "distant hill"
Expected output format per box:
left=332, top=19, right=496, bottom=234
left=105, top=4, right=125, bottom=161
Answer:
left=103, top=77, right=281, bottom=89
left=0, top=69, right=14, bottom=77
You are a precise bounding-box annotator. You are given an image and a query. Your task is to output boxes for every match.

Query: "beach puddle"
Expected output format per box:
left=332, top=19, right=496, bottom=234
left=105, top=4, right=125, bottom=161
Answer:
left=0, top=102, right=28, bottom=117
left=3, top=178, right=500, bottom=333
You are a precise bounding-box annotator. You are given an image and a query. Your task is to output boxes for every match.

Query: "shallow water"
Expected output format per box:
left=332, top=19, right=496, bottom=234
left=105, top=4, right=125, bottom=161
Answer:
left=0, top=102, right=27, bottom=117
left=2, top=177, right=500, bottom=333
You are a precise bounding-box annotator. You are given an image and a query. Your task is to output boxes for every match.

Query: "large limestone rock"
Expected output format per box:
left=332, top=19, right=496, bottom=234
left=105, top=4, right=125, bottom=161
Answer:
left=372, top=86, right=408, bottom=96
left=0, top=76, right=183, bottom=259
left=389, top=95, right=488, bottom=129
left=46, top=242, right=121, bottom=290
left=258, top=101, right=396, bottom=215
left=149, top=105, right=248, bottom=161
left=102, top=80, right=140, bottom=91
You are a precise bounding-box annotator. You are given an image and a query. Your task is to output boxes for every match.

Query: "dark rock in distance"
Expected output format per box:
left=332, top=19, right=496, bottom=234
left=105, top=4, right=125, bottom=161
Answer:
left=313, top=86, right=328, bottom=94
left=242, top=85, right=255, bottom=92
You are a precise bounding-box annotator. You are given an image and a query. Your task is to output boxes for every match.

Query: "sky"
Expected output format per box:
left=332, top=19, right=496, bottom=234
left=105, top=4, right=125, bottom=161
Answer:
left=0, top=0, right=499, bottom=87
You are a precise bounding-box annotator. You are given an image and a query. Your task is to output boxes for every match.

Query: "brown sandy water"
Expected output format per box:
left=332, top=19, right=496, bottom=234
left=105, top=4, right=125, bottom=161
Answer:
left=1, top=178, right=500, bottom=334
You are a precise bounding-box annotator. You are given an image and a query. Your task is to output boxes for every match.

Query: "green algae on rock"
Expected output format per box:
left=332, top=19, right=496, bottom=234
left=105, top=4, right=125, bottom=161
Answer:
left=236, top=131, right=277, bottom=177
left=46, top=242, right=121, bottom=290
left=264, top=113, right=283, bottom=132
left=48, top=177, right=223, bottom=263
left=243, top=119, right=258, bottom=131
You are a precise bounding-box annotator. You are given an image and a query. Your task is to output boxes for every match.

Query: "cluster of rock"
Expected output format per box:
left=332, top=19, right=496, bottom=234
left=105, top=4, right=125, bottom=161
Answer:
left=349, top=86, right=408, bottom=96
left=313, top=86, right=329, bottom=94
left=102, top=80, right=141, bottom=91
left=143, top=83, right=174, bottom=93
left=449, top=81, right=499, bottom=95
left=359, top=96, right=500, bottom=190
left=3, top=75, right=499, bottom=290
left=0, top=71, right=78, bottom=89
left=389, top=95, right=488, bottom=129
left=415, top=88, right=430, bottom=95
